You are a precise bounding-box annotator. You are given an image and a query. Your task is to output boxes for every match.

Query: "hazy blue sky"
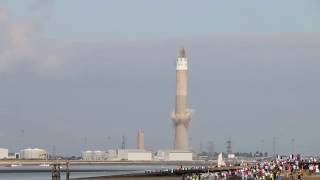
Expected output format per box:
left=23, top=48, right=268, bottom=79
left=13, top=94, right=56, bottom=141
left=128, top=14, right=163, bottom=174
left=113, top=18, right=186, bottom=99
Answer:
left=2, top=0, right=320, bottom=40
left=0, top=0, right=320, bottom=155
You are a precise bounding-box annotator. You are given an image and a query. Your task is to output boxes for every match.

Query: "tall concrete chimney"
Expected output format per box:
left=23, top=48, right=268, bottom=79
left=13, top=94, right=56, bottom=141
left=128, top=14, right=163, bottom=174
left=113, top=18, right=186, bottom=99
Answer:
left=137, top=130, right=145, bottom=150
left=171, top=48, right=191, bottom=151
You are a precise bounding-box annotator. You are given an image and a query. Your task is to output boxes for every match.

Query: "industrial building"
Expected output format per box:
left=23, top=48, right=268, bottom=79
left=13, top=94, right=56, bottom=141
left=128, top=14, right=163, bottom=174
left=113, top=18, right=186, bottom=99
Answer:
left=127, top=151, right=152, bottom=161
left=19, top=148, right=48, bottom=159
left=81, top=150, right=108, bottom=161
left=108, top=149, right=152, bottom=161
left=8, top=153, right=19, bottom=159
left=0, top=148, right=8, bottom=159
left=81, top=149, right=152, bottom=161
left=155, top=150, right=193, bottom=161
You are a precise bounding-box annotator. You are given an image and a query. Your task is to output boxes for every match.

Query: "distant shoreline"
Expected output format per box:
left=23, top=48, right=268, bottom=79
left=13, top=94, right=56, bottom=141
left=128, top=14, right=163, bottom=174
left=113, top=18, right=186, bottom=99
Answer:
left=0, top=159, right=213, bottom=166
left=73, top=173, right=183, bottom=180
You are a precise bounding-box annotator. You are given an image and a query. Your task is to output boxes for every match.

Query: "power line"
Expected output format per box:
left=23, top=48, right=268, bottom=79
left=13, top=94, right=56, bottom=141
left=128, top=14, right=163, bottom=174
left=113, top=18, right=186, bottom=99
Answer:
left=121, top=135, right=127, bottom=149
left=226, top=137, right=232, bottom=154
left=260, top=139, right=265, bottom=153
left=291, top=138, right=295, bottom=154
left=207, top=141, right=215, bottom=157
left=272, top=137, right=276, bottom=157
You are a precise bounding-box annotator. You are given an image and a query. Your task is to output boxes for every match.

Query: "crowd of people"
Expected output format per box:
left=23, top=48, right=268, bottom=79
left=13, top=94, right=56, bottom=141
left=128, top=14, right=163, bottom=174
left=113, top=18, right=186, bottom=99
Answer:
left=236, top=156, right=320, bottom=180
left=182, top=155, right=320, bottom=180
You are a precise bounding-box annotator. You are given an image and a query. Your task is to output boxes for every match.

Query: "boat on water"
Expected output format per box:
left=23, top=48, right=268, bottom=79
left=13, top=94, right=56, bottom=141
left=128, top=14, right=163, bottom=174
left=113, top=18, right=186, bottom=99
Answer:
left=39, top=163, right=50, bottom=167
left=5, top=163, right=22, bottom=167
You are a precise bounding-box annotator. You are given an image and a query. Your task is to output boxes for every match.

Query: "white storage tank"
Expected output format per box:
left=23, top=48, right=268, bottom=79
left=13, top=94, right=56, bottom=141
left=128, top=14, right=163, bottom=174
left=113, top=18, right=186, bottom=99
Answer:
left=93, top=151, right=107, bottom=160
left=20, top=148, right=32, bottom=159
left=20, top=148, right=48, bottom=159
left=82, top=150, right=107, bottom=160
left=82, top=150, right=93, bottom=160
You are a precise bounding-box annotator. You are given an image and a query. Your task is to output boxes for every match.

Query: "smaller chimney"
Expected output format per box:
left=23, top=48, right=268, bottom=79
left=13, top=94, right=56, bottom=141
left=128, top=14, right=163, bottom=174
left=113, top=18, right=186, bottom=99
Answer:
left=137, top=130, right=145, bottom=150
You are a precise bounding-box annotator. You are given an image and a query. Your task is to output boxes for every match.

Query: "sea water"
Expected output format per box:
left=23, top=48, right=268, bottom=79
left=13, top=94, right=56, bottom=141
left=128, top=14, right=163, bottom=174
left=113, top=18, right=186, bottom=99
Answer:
left=0, top=165, right=176, bottom=180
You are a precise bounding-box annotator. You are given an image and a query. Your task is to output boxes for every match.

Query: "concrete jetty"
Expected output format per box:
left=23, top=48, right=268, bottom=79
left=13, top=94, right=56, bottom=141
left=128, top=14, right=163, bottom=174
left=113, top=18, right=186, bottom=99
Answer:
left=73, top=166, right=244, bottom=180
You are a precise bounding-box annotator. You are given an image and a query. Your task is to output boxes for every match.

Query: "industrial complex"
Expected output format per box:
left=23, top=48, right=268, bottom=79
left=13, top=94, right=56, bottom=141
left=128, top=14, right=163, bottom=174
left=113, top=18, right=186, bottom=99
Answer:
left=81, top=129, right=192, bottom=161
left=0, top=48, right=194, bottom=162
left=0, top=148, right=48, bottom=160
left=79, top=48, right=193, bottom=161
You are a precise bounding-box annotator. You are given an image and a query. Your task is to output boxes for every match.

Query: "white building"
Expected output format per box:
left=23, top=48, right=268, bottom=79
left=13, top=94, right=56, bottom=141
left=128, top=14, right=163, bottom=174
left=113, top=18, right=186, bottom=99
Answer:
left=82, top=150, right=108, bottom=161
left=7, top=153, right=19, bottom=159
left=20, top=148, right=48, bottom=159
left=108, top=149, right=152, bottom=161
left=156, top=150, right=193, bottom=161
left=227, top=154, right=235, bottom=159
left=0, top=148, right=8, bottom=159
left=116, top=149, right=128, bottom=160
left=127, top=151, right=152, bottom=161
